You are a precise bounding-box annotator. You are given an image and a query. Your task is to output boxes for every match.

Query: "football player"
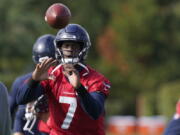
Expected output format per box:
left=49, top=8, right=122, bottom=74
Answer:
left=16, top=24, right=111, bottom=135
left=164, top=99, right=180, bottom=135
left=9, top=34, right=56, bottom=135
left=0, top=82, right=11, bottom=135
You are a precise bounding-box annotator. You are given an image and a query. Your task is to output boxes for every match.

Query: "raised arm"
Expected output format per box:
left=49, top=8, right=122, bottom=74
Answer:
left=16, top=58, right=56, bottom=104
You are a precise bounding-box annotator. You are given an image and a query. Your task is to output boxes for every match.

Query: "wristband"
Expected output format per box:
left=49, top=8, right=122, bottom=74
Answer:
left=75, top=84, right=87, bottom=96
left=28, top=77, right=40, bottom=88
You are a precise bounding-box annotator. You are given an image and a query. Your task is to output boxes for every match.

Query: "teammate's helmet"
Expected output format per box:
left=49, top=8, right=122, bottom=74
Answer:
left=54, top=24, right=91, bottom=64
left=32, top=34, right=56, bottom=64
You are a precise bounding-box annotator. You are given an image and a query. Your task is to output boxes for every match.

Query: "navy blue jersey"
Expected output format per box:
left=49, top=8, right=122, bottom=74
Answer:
left=164, top=100, right=180, bottom=135
left=13, top=105, right=48, bottom=135
left=9, top=72, right=47, bottom=135
left=164, top=118, right=180, bottom=135
left=13, top=105, right=26, bottom=132
left=9, top=73, right=32, bottom=117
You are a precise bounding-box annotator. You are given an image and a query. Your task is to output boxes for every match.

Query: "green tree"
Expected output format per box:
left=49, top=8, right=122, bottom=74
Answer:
left=97, top=0, right=180, bottom=116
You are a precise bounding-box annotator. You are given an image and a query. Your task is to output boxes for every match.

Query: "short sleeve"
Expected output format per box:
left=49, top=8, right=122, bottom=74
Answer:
left=87, top=76, right=111, bottom=97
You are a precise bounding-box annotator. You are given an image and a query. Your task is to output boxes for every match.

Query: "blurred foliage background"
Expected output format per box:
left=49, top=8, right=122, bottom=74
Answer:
left=0, top=0, right=180, bottom=119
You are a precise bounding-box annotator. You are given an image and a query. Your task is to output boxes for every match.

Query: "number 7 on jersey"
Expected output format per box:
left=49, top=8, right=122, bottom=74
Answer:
left=59, top=96, right=77, bottom=129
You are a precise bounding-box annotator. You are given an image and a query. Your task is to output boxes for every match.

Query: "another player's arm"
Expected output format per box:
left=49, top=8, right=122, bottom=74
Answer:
left=10, top=74, right=34, bottom=116
left=9, top=77, right=22, bottom=119
left=12, top=105, right=26, bottom=135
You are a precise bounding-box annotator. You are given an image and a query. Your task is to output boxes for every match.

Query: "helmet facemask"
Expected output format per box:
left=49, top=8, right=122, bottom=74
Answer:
left=55, top=41, right=87, bottom=64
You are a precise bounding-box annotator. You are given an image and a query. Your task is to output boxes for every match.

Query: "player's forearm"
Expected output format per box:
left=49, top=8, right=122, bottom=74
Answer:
left=13, top=105, right=26, bottom=133
left=16, top=78, right=43, bottom=104
left=8, top=95, right=16, bottom=116
left=76, top=85, right=106, bottom=120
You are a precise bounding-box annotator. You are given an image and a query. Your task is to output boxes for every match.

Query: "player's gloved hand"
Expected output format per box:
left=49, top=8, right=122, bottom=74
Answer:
left=32, top=58, right=57, bottom=81
left=34, top=95, right=49, bottom=113
left=63, top=64, right=81, bottom=89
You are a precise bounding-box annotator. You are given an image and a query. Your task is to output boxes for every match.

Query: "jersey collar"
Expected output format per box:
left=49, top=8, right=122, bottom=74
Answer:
left=50, top=62, right=89, bottom=77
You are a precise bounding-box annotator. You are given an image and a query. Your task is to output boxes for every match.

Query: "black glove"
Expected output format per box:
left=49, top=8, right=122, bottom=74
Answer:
left=34, top=94, right=49, bottom=113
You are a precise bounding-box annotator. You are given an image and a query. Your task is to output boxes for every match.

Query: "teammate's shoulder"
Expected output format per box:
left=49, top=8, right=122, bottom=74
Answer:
left=14, top=72, right=32, bottom=83
left=0, top=82, right=8, bottom=96
left=0, top=82, right=7, bottom=89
